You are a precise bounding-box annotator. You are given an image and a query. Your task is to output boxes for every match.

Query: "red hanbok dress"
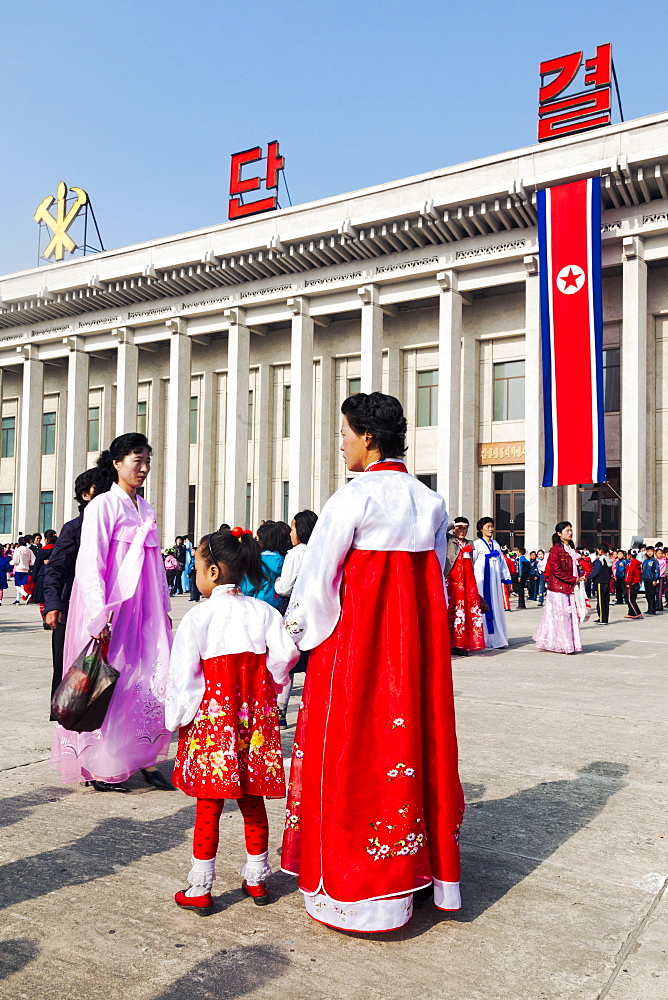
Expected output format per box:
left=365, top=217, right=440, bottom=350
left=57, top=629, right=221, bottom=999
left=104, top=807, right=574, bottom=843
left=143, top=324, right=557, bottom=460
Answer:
left=447, top=540, right=486, bottom=651
left=282, top=460, right=463, bottom=932
left=165, top=585, right=300, bottom=798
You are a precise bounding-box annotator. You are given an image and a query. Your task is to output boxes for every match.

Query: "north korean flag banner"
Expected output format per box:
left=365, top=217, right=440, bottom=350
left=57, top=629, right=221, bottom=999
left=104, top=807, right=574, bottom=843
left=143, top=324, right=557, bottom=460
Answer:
left=537, top=177, right=606, bottom=486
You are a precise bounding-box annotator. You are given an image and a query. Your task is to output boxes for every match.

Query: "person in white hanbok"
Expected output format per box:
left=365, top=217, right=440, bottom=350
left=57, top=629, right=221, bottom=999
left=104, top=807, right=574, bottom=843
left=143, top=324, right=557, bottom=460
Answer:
left=472, top=517, right=511, bottom=649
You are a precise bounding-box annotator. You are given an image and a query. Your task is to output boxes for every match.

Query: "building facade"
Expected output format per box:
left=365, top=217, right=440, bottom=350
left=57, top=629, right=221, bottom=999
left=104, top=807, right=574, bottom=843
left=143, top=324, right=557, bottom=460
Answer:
left=1, top=113, right=667, bottom=550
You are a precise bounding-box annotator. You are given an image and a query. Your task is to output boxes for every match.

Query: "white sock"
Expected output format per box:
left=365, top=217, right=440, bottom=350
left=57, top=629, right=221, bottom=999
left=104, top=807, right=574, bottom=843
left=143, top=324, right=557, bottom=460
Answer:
left=186, top=855, right=215, bottom=896
left=241, top=850, right=271, bottom=886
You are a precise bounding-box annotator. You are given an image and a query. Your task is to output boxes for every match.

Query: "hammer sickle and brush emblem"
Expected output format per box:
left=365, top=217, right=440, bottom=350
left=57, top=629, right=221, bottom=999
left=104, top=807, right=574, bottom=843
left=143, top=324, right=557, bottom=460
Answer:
left=34, top=181, right=88, bottom=261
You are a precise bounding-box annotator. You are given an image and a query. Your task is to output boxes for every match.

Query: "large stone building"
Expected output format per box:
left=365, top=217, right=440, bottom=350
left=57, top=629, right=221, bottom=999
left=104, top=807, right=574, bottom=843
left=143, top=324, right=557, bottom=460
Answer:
left=1, top=112, right=666, bottom=549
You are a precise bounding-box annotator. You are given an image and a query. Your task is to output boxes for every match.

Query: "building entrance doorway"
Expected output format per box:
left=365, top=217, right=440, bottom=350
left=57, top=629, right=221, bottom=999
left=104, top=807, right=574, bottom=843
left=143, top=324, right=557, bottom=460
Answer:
left=494, top=471, right=525, bottom=549
left=579, top=468, right=620, bottom=551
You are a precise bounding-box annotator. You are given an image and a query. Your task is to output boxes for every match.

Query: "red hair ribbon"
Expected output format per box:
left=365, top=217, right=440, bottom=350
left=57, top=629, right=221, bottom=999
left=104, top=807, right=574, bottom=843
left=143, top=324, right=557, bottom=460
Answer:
left=230, top=526, right=244, bottom=538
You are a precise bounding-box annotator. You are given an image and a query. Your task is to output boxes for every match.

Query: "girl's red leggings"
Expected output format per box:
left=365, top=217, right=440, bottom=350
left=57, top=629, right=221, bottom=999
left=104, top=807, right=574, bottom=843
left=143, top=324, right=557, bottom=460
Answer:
left=192, top=793, right=268, bottom=861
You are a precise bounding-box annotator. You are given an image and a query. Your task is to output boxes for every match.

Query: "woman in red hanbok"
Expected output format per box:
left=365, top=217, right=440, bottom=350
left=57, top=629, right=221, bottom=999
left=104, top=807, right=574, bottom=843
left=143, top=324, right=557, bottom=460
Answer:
left=445, top=518, right=485, bottom=653
left=282, top=392, right=463, bottom=933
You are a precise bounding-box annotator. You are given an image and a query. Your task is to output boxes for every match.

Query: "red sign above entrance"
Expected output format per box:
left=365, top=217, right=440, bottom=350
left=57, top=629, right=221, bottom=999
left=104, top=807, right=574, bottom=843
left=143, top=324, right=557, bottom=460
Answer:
left=228, top=141, right=285, bottom=220
left=538, top=43, right=612, bottom=142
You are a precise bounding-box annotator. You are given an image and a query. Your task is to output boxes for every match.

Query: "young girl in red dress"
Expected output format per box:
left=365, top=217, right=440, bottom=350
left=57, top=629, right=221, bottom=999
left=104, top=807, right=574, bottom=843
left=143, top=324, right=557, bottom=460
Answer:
left=165, top=528, right=299, bottom=915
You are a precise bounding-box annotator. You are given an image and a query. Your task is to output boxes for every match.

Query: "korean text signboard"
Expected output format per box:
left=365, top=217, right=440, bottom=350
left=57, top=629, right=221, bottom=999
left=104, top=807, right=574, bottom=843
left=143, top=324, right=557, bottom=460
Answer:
left=538, top=43, right=612, bottom=142
left=228, top=141, right=285, bottom=220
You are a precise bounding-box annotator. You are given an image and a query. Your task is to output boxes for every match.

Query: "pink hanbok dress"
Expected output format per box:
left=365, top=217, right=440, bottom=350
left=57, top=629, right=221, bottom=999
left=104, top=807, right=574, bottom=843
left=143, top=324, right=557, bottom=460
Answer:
left=50, top=483, right=173, bottom=783
left=532, top=544, right=582, bottom=654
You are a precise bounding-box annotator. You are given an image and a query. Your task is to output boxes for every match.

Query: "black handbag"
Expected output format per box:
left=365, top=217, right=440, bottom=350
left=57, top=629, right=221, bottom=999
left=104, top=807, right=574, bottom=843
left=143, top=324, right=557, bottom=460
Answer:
left=51, top=631, right=119, bottom=733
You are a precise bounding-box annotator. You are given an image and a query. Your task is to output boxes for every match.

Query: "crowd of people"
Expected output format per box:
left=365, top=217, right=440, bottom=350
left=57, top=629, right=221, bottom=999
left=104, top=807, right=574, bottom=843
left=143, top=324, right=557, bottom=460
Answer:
left=3, top=391, right=662, bottom=936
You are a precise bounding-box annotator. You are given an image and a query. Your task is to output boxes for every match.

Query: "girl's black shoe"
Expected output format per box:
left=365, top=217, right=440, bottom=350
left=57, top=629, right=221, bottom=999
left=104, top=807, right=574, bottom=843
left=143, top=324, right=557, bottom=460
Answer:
left=141, top=768, right=176, bottom=791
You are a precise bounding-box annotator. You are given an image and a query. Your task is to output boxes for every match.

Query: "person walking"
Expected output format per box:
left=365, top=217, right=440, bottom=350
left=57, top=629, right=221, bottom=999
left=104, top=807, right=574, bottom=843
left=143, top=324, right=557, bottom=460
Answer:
left=624, top=552, right=643, bottom=620
left=50, top=433, right=175, bottom=793
left=30, top=529, right=57, bottom=627
left=11, top=537, right=35, bottom=604
left=536, top=549, right=547, bottom=606
left=589, top=543, right=612, bottom=624
left=281, top=392, right=463, bottom=932
left=166, top=528, right=299, bottom=914
left=533, top=522, right=582, bottom=654
left=516, top=547, right=531, bottom=609
left=641, top=546, right=660, bottom=615
left=43, top=468, right=113, bottom=718
left=473, top=519, right=511, bottom=648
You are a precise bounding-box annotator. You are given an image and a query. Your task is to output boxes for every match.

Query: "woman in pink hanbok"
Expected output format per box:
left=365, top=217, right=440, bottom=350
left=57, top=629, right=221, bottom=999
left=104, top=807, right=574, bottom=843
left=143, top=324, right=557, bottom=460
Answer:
left=533, top=521, right=583, bottom=654
left=50, top=434, right=174, bottom=792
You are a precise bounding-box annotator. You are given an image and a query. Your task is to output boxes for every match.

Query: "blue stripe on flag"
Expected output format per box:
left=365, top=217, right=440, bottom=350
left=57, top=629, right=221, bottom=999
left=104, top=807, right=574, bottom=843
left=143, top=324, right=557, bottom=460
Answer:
left=537, top=188, right=554, bottom=487
left=589, top=177, right=607, bottom=483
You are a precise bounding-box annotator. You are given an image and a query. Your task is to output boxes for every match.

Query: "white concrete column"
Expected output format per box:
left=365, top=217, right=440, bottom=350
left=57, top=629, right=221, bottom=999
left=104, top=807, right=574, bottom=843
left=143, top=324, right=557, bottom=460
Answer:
left=16, top=346, right=44, bottom=534
left=254, top=362, right=272, bottom=525
left=288, top=296, right=314, bottom=515
left=63, top=337, right=90, bottom=521
left=198, top=369, right=217, bottom=536
left=459, top=333, right=478, bottom=517
left=358, top=285, right=383, bottom=392
left=524, top=256, right=558, bottom=550
left=621, top=236, right=648, bottom=546
left=146, top=376, right=165, bottom=522
left=436, top=271, right=464, bottom=513
left=163, top=320, right=191, bottom=543
left=113, top=327, right=138, bottom=437
left=317, top=354, right=335, bottom=511
left=224, top=308, right=250, bottom=526
left=386, top=346, right=402, bottom=401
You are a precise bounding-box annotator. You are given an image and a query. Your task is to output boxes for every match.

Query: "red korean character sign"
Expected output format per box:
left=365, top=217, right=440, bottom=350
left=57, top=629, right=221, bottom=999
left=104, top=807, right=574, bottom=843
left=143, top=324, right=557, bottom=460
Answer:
left=538, top=43, right=612, bottom=142
left=228, top=141, right=285, bottom=220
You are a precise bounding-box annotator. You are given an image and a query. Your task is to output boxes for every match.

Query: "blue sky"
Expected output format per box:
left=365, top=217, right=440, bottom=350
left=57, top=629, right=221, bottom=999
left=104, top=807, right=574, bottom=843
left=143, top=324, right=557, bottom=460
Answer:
left=1, top=0, right=666, bottom=277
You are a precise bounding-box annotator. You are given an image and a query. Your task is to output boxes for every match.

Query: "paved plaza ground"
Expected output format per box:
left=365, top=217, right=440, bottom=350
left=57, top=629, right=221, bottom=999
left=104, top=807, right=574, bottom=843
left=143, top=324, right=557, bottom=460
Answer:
left=0, top=588, right=666, bottom=1000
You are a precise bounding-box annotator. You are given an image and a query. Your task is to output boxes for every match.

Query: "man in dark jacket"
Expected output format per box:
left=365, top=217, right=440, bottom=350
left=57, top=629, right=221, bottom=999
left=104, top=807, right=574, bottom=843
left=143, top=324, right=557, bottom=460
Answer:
left=43, top=468, right=112, bottom=717
left=589, top=543, right=613, bottom=624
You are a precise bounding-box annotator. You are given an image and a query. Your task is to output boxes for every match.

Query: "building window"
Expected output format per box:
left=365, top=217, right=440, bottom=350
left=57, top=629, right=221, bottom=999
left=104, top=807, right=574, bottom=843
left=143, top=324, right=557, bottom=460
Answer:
left=1, top=416, right=15, bottom=459
left=246, top=483, right=252, bottom=529
left=87, top=407, right=100, bottom=452
left=493, top=361, right=525, bottom=421
left=188, top=484, right=196, bottom=538
left=417, top=370, right=438, bottom=427
left=190, top=396, right=198, bottom=444
left=248, top=390, right=254, bottom=441
left=603, top=348, right=620, bottom=413
left=417, top=474, right=437, bottom=492
left=493, top=471, right=525, bottom=549
left=39, top=491, right=54, bottom=533
left=282, top=481, right=290, bottom=523
left=42, top=412, right=56, bottom=455
left=347, top=377, right=361, bottom=397
left=0, top=493, right=12, bottom=534
left=137, top=400, right=147, bottom=436
left=282, top=385, right=291, bottom=438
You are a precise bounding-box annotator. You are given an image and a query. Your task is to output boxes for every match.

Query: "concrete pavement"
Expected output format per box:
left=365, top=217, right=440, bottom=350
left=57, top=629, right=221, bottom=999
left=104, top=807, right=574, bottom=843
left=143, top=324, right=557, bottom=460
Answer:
left=0, top=589, right=666, bottom=1000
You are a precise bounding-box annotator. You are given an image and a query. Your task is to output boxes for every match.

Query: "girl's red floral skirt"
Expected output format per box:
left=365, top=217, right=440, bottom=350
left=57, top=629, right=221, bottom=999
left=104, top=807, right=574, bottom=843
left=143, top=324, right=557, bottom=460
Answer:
left=172, top=651, right=285, bottom=799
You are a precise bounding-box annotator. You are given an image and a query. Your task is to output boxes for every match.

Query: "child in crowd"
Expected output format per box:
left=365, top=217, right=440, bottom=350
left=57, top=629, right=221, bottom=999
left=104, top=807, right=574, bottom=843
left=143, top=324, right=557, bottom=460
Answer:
left=0, top=544, right=11, bottom=605
left=589, top=543, right=612, bottom=624
left=614, top=550, right=629, bottom=605
left=641, top=545, right=660, bottom=615
left=240, top=521, right=291, bottom=609
left=165, top=528, right=299, bottom=915
left=274, top=509, right=318, bottom=727
left=624, top=551, right=643, bottom=619
left=656, top=545, right=666, bottom=610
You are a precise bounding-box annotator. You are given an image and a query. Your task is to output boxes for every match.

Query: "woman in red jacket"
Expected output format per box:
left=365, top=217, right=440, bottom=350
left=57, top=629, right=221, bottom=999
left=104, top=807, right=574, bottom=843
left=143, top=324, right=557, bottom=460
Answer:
left=624, top=552, right=643, bottom=619
left=533, top=521, right=583, bottom=653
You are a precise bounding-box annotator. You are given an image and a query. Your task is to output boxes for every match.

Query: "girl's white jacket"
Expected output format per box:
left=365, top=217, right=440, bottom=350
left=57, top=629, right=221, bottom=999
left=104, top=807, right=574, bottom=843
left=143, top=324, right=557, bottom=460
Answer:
left=165, top=584, right=300, bottom=731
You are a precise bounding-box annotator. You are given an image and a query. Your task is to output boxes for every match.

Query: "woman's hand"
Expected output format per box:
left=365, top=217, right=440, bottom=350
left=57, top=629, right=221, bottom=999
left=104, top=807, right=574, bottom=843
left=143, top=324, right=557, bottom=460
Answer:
left=94, top=624, right=112, bottom=641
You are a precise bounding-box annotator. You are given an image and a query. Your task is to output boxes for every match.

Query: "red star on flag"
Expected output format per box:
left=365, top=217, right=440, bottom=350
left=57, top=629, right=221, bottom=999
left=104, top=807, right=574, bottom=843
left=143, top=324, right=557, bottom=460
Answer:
left=561, top=267, right=581, bottom=289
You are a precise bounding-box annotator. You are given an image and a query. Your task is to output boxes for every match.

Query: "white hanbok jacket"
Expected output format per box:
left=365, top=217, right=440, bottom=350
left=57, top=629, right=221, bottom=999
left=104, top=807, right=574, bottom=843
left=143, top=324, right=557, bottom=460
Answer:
left=284, top=460, right=448, bottom=650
